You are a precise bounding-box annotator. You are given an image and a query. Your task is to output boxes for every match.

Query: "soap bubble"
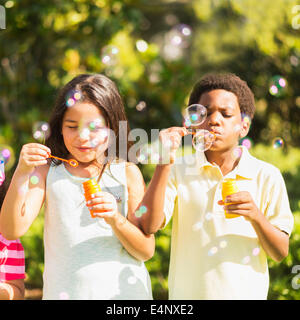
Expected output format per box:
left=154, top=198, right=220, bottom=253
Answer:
left=30, top=175, right=39, bottom=185
left=242, top=113, right=252, bottom=127
left=137, top=141, right=167, bottom=165
left=208, top=246, right=218, bottom=256
left=290, top=55, right=299, bottom=67
left=162, top=24, right=192, bottom=61
left=231, top=146, right=243, bottom=161
left=59, top=292, right=69, bottom=300
left=242, top=256, right=250, bottom=264
left=136, top=144, right=151, bottom=164
left=32, top=121, right=50, bottom=142
left=136, top=39, right=148, bottom=52
left=219, top=240, right=228, bottom=249
left=183, top=104, right=207, bottom=128
left=205, top=212, right=213, bottom=220
left=169, top=24, right=192, bottom=49
left=272, top=137, right=284, bottom=149
left=135, top=205, right=148, bottom=218
left=192, top=221, right=203, bottom=231
left=101, top=45, right=119, bottom=66
left=252, top=247, right=260, bottom=256
left=192, top=130, right=216, bottom=152
left=0, top=144, right=15, bottom=170
left=136, top=101, right=147, bottom=112
left=240, top=137, right=252, bottom=150
left=269, top=75, right=287, bottom=97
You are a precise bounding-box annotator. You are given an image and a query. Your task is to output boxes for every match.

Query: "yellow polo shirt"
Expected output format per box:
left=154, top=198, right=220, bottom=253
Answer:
left=163, top=146, right=294, bottom=300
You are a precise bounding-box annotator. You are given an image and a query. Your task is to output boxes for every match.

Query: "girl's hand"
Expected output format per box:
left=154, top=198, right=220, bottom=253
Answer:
left=159, top=127, right=189, bottom=164
left=86, top=191, right=121, bottom=226
left=218, top=191, right=261, bottom=222
left=17, top=143, right=51, bottom=175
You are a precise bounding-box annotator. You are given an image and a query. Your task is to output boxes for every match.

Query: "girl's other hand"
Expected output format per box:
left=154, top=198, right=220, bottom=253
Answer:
left=17, top=143, right=51, bottom=175
left=86, top=191, right=121, bottom=226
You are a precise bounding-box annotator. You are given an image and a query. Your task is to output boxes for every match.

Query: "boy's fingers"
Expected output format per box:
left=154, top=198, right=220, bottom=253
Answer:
left=225, top=191, right=251, bottom=204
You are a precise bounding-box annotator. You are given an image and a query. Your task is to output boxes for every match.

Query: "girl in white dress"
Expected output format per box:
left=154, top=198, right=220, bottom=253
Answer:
left=0, top=74, right=154, bottom=300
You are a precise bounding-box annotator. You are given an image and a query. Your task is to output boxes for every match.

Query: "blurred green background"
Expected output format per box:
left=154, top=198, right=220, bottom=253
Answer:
left=0, top=0, right=300, bottom=299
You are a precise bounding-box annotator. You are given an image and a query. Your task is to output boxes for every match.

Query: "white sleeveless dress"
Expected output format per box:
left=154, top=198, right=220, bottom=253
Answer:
left=42, top=161, right=153, bottom=300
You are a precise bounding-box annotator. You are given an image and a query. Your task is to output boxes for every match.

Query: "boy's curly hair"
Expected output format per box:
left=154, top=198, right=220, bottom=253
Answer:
left=188, top=73, right=256, bottom=119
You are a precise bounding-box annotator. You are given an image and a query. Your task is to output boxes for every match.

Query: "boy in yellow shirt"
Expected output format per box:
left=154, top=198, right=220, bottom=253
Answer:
left=138, top=73, right=294, bottom=299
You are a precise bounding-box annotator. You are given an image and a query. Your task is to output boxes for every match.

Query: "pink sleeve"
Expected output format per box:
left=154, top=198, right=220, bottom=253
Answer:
left=0, top=233, right=25, bottom=282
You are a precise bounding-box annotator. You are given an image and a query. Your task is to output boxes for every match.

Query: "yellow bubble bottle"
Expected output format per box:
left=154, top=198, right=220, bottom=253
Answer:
left=222, top=178, right=240, bottom=219
left=82, top=178, right=101, bottom=218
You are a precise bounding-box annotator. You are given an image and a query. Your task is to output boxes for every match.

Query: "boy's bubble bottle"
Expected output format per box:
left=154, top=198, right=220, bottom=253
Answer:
left=221, top=178, right=240, bottom=219
left=82, top=178, right=101, bottom=218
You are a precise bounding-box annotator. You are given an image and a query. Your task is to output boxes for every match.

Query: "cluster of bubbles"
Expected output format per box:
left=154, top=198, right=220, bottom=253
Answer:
left=78, top=117, right=108, bottom=147
left=207, top=240, right=261, bottom=263
left=241, top=247, right=260, bottom=264
left=32, top=121, right=50, bottom=143
left=208, top=241, right=228, bottom=257
left=162, top=24, right=193, bottom=61
left=240, top=136, right=285, bottom=151
left=101, top=45, right=119, bottom=66
left=269, top=75, right=287, bottom=97
left=183, top=104, right=217, bottom=152
left=238, top=113, right=285, bottom=152
left=136, top=104, right=217, bottom=165
left=66, top=89, right=83, bottom=108
left=136, top=142, right=163, bottom=164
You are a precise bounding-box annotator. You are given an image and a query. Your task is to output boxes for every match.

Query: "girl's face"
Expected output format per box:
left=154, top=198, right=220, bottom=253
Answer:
left=62, top=102, right=109, bottom=164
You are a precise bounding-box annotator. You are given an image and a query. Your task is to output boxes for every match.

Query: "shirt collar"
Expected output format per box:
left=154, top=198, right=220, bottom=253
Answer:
left=196, top=145, right=255, bottom=180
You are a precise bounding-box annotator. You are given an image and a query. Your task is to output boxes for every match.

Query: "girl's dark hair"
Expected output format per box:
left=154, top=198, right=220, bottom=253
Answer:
left=188, top=73, right=256, bottom=119
left=45, top=74, right=132, bottom=168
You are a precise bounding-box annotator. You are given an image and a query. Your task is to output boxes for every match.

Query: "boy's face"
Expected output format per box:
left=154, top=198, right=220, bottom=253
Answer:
left=198, top=89, right=249, bottom=153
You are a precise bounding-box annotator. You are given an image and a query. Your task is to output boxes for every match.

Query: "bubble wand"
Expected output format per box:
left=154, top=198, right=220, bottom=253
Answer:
left=47, top=153, right=78, bottom=168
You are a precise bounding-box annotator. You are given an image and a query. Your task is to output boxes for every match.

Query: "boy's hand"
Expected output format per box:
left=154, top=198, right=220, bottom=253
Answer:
left=17, top=143, right=51, bottom=175
left=86, top=191, right=123, bottom=226
left=218, top=191, right=261, bottom=222
left=159, top=127, right=189, bottom=164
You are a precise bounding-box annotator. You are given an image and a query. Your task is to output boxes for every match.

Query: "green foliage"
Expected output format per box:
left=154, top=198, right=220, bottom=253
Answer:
left=20, top=208, right=44, bottom=288
left=250, top=144, right=300, bottom=300
left=1, top=0, right=300, bottom=299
